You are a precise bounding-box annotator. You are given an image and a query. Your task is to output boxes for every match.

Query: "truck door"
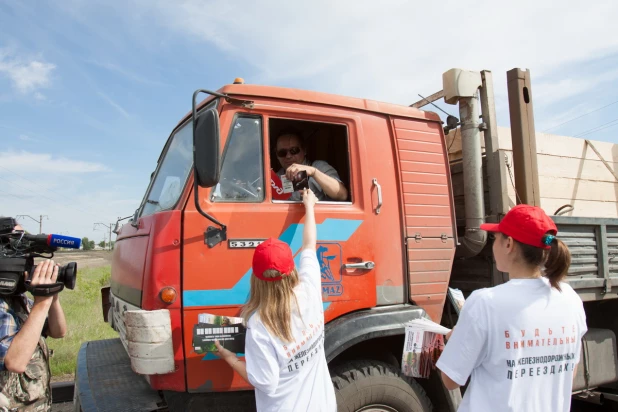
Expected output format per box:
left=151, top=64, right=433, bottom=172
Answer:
left=264, top=108, right=378, bottom=322
left=180, top=103, right=379, bottom=392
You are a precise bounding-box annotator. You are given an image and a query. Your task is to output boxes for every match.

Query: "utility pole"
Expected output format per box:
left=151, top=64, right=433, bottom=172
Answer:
left=16, top=215, right=48, bottom=234
left=94, top=222, right=114, bottom=251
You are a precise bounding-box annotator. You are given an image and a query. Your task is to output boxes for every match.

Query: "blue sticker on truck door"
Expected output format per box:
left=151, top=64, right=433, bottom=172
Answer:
left=183, top=219, right=362, bottom=307
left=318, top=243, right=343, bottom=296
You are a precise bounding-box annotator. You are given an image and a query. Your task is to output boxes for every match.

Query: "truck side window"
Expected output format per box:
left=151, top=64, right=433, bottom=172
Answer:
left=269, top=119, right=351, bottom=203
left=211, top=115, right=264, bottom=203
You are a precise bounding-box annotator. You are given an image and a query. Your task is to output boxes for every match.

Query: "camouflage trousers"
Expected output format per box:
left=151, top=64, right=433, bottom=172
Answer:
left=0, top=352, right=51, bottom=411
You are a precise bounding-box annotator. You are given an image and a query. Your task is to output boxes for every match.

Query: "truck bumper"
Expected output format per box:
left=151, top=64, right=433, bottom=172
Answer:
left=73, top=339, right=164, bottom=412
left=110, top=292, right=176, bottom=375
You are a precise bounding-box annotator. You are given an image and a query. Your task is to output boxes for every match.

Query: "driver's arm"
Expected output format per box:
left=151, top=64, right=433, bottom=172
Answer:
left=310, top=167, right=347, bottom=201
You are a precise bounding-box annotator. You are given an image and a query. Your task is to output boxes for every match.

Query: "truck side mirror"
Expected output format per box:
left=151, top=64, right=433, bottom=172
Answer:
left=192, top=107, right=221, bottom=188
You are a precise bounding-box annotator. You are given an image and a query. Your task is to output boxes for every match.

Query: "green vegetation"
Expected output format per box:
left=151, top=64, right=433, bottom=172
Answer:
left=81, top=237, right=95, bottom=250
left=46, top=265, right=117, bottom=380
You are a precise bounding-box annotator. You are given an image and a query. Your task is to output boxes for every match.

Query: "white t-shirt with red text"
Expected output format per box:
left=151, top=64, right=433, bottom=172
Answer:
left=245, top=249, right=337, bottom=412
left=437, top=277, right=587, bottom=412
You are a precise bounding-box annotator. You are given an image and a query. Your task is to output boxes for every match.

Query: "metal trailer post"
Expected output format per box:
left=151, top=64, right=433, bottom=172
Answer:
left=479, top=70, right=510, bottom=286
left=479, top=71, right=510, bottom=220
left=507, top=68, right=541, bottom=206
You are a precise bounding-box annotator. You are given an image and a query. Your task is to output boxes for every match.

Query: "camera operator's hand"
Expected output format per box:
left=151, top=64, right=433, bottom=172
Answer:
left=26, top=259, right=59, bottom=306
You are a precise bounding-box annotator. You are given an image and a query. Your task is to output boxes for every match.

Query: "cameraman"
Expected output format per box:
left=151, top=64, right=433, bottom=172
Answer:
left=0, top=224, right=67, bottom=411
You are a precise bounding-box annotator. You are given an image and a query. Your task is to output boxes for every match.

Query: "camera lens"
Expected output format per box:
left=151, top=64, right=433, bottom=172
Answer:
left=57, top=262, right=77, bottom=290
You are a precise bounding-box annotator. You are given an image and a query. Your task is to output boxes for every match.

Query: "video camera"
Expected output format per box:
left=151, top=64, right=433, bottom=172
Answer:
left=0, top=217, right=79, bottom=297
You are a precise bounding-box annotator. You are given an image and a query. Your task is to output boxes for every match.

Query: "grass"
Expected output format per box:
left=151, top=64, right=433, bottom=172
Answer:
left=44, top=265, right=117, bottom=380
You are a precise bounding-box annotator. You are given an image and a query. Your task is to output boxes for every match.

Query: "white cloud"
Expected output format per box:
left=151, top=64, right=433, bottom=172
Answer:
left=533, top=69, right=618, bottom=107
left=3, top=187, right=141, bottom=242
left=0, top=165, right=138, bottom=241
left=134, top=0, right=618, bottom=105
left=0, top=49, right=56, bottom=94
left=0, top=150, right=109, bottom=173
left=18, top=134, right=38, bottom=142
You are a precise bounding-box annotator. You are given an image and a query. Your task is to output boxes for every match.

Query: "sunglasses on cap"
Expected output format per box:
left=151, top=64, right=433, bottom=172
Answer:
left=276, top=147, right=301, bottom=157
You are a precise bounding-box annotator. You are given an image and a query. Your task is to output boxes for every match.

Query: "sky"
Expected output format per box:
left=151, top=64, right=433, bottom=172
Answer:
left=1, top=0, right=618, bottom=241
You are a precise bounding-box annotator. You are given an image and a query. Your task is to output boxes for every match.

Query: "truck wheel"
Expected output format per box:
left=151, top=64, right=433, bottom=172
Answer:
left=331, top=360, right=433, bottom=412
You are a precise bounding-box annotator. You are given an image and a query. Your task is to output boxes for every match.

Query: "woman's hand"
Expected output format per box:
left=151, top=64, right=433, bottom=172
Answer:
left=302, top=188, right=317, bottom=209
left=214, top=340, right=237, bottom=364
left=214, top=341, right=250, bottom=383
left=445, top=326, right=455, bottom=342
left=301, top=188, right=318, bottom=251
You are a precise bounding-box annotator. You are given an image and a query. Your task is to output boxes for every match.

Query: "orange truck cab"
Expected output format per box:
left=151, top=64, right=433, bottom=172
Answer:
left=74, top=69, right=618, bottom=412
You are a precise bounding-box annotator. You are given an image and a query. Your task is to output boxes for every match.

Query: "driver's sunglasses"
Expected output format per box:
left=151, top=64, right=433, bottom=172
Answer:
left=276, top=147, right=301, bottom=157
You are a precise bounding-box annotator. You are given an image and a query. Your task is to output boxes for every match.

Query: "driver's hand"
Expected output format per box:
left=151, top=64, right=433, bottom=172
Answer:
left=285, top=164, right=316, bottom=181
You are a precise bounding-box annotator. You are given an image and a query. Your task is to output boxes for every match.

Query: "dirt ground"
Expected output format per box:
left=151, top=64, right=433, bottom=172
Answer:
left=51, top=249, right=113, bottom=269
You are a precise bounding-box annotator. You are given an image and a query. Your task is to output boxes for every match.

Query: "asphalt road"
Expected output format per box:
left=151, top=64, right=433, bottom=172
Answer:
left=52, top=402, right=74, bottom=412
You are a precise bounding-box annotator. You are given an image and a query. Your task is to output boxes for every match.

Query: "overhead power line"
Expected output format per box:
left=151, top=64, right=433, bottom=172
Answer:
left=574, top=117, right=618, bottom=138
left=542, top=99, right=618, bottom=133
left=16, top=214, right=48, bottom=234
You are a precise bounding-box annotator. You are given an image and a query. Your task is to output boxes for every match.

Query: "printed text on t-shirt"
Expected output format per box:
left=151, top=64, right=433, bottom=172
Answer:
left=504, top=325, right=578, bottom=350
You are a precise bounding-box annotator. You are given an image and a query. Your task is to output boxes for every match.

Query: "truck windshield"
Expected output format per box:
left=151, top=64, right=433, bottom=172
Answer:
left=140, top=100, right=218, bottom=217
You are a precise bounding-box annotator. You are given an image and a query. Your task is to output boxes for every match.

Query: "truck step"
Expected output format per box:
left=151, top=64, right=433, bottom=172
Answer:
left=74, top=338, right=166, bottom=412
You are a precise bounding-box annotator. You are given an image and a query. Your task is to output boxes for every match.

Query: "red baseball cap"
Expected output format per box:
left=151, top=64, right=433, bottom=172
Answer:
left=252, top=238, right=295, bottom=281
left=480, top=204, right=558, bottom=249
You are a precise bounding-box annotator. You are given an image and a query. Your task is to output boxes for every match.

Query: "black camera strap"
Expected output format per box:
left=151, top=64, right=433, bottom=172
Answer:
left=26, top=283, right=65, bottom=297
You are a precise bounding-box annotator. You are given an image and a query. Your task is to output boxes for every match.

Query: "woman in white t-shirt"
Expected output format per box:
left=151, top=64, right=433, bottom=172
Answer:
left=215, top=188, right=337, bottom=412
left=437, top=204, right=587, bottom=412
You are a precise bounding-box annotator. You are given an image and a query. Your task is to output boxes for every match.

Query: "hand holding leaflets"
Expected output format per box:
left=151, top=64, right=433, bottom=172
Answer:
left=401, top=318, right=451, bottom=378
left=402, top=288, right=467, bottom=378
left=447, top=287, right=465, bottom=315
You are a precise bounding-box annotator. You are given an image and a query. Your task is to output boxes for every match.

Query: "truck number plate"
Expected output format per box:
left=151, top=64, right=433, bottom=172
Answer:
left=228, top=239, right=266, bottom=248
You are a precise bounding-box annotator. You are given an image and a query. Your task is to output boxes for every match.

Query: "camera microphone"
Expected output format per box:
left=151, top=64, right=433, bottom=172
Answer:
left=24, top=234, right=82, bottom=250
left=0, top=219, right=81, bottom=296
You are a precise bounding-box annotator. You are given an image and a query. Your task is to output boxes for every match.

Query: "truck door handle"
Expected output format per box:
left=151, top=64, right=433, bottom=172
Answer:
left=343, top=261, right=375, bottom=270
left=373, top=178, right=382, bottom=215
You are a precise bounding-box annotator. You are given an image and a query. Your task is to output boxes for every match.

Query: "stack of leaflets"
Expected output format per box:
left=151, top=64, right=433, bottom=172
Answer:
left=192, top=313, right=246, bottom=354
left=401, top=318, right=451, bottom=378
left=447, top=287, right=466, bottom=315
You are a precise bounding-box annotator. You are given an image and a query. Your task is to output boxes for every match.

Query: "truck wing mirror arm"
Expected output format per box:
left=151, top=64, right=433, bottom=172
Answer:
left=192, top=89, right=232, bottom=248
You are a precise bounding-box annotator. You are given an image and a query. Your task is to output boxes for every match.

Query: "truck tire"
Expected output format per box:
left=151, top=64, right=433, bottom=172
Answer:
left=331, top=360, right=433, bottom=412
